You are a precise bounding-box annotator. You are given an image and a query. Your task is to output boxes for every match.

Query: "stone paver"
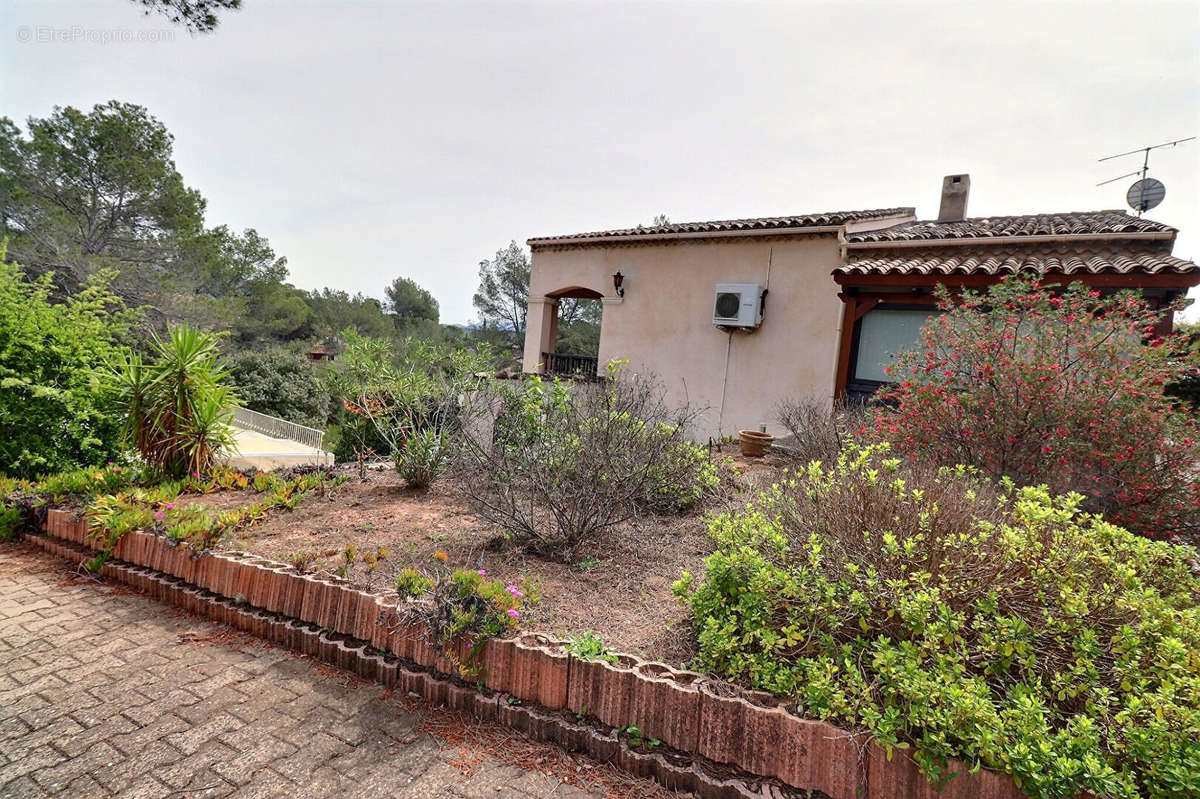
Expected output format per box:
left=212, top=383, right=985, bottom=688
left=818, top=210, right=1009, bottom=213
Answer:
left=0, top=545, right=605, bottom=799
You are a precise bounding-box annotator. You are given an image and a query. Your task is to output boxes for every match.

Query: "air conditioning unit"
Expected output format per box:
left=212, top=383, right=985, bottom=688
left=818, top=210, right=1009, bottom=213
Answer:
left=713, top=283, right=765, bottom=328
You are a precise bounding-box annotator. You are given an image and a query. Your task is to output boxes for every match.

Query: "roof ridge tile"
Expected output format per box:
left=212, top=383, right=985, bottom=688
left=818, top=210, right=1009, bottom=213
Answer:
left=528, top=207, right=916, bottom=244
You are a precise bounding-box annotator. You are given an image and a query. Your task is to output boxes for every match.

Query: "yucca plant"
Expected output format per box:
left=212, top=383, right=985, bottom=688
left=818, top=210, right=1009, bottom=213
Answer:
left=108, top=352, right=155, bottom=457
left=107, top=325, right=239, bottom=478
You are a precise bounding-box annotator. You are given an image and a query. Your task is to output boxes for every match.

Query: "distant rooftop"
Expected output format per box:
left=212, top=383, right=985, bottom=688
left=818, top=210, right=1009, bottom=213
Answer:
left=527, top=207, right=915, bottom=246
left=846, top=211, right=1176, bottom=244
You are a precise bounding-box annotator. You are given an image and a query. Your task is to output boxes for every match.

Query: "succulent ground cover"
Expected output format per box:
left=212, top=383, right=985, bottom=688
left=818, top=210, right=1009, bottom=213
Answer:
left=2, top=446, right=772, bottom=664
left=0, top=462, right=341, bottom=561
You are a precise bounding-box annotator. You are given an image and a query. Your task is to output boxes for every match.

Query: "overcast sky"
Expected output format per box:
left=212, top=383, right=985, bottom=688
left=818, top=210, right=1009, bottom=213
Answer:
left=2, top=0, right=1198, bottom=323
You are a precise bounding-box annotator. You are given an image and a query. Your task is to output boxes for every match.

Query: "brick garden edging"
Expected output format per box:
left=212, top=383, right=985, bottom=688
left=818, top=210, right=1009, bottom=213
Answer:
left=37, top=509, right=1026, bottom=799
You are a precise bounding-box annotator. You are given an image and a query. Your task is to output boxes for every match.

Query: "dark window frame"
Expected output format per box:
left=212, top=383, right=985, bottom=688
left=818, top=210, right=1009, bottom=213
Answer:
left=846, top=302, right=939, bottom=399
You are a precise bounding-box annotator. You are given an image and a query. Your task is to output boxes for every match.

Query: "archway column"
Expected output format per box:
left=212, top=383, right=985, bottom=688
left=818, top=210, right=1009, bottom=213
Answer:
left=597, top=295, right=622, bottom=371
left=522, top=296, right=558, bottom=373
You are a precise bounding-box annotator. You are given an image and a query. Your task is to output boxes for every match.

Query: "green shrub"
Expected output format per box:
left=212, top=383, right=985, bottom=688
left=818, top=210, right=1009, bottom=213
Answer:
left=392, top=428, right=450, bottom=489
left=675, top=446, right=1200, bottom=799
left=0, top=246, right=135, bottom=478
left=394, top=567, right=433, bottom=596
left=462, top=365, right=714, bottom=559
left=327, top=331, right=489, bottom=484
left=0, top=504, right=21, bottom=541
left=227, top=348, right=330, bottom=428
left=565, top=631, right=618, bottom=664
left=643, top=434, right=719, bottom=513
left=324, top=417, right=392, bottom=466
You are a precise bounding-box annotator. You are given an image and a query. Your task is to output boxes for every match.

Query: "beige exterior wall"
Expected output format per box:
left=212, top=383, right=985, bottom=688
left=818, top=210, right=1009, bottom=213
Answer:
left=524, top=233, right=848, bottom=440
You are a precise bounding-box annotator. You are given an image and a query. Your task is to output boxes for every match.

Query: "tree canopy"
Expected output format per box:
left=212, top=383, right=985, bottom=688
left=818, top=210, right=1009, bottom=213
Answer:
left=470, top=240, right=602, bottom=357
left=473, top=241, right=530, bottom=336
left=132, top=0, right=242, bottom=32
left=0, top=101, right=205, bottom=296
left=0, top=100, right=454, bottom=355
left=385, top=276, right=440, bottom=326
left=227, top=347, right=329, bottom=428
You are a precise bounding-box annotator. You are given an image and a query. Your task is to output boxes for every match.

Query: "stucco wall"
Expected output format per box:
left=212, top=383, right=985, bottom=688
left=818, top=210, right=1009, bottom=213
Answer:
left=525, top=234, right=846, bottom=440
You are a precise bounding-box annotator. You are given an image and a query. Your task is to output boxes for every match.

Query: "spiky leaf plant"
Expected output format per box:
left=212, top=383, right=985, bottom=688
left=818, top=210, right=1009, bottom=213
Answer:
left=108, top=325, right=238, bottom=477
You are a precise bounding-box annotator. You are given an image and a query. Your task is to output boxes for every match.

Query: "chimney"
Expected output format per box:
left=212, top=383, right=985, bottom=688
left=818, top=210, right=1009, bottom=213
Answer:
left=938, top=174, right=970, bottom=222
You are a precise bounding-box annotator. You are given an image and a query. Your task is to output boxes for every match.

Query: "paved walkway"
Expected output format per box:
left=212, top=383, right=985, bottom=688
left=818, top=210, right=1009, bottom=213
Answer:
left=0, top=545, right=621, bottom=799
left=228, top=428, right=333, bottom=471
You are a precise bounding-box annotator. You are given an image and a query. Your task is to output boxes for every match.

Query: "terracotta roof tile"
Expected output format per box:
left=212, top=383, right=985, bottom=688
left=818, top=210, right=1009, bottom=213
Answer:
left=846, top=211, right=1175, bottom=243
left=528, top=207, right=915, bottom=245
left=836, top=250, right=1199, bottom=277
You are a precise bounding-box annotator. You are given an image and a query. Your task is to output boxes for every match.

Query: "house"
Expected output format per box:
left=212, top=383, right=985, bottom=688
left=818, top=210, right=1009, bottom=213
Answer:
left=307, top=342, right=336, bottom=363
left=522, top=175, right=1200, bottom=438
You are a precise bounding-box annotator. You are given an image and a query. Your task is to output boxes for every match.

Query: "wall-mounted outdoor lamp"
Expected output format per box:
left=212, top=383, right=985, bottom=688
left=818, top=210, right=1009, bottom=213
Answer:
left=612, top=271, right=625, bottom=298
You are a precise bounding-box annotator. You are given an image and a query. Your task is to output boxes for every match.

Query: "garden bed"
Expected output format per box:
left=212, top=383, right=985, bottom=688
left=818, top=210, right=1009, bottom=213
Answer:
left=202, top=450, right=786, bottom=664
left=29, top=506, right=1028, bottom=799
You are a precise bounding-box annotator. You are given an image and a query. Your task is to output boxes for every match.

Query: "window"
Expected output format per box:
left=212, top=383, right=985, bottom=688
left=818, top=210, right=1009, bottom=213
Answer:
left=852, top=308, right=936, bottom=383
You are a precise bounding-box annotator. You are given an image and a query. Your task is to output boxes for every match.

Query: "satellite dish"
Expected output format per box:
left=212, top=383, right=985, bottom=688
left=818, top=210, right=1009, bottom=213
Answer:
left=1127, top=178, right=1166, bottom=212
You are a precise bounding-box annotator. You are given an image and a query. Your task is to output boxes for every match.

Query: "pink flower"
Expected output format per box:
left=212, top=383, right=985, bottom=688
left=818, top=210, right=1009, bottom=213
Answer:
left=505, top=585, right=524, bottom=598
left=506, top=609, right=520, bottom=619
left=165, top=504, right=174, bottom=510
left=154, top=511, right=166, bottom=521
left=192, top=472, right=200, bottom=478
left=477, top=569, right=487, bottom=576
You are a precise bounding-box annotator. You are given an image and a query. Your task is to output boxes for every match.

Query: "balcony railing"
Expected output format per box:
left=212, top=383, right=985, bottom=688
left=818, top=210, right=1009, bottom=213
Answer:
left=541, top=351, right=599, bottom=379
left=232, top=407, right=327, bottom=451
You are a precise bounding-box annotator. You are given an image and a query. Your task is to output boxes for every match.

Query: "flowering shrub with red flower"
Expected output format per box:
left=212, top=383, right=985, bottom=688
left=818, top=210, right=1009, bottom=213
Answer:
left=873, top=277, right=1200, bottom=543
left=1166, top=321, right=1200, bottom=413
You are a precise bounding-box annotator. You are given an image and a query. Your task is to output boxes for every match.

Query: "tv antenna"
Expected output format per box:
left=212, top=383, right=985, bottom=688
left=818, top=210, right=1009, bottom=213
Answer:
left=1096, top=136, right=1195, bottom=215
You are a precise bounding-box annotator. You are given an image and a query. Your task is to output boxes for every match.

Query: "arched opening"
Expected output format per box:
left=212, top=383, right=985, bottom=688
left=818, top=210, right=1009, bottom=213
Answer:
left=542, top=287, right=604, bottom=378
left=547, top=287, right=603, bottom=300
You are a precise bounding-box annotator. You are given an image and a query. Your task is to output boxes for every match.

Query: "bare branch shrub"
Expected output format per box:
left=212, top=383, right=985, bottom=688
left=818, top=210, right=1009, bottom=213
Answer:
left=771, top=454, right=1021, bottom=623
left=459, top=365, right=715, bottom=560
left=775, top=396, right=867, bottom=464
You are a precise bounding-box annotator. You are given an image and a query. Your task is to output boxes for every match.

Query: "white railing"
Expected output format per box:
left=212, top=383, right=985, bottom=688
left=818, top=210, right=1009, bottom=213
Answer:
left=232, top=407, right=326, bottom=451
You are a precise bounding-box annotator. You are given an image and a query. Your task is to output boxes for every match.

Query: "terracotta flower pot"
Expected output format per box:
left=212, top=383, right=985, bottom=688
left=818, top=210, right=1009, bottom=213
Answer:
left=737, top=430, right=774, bottom=457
